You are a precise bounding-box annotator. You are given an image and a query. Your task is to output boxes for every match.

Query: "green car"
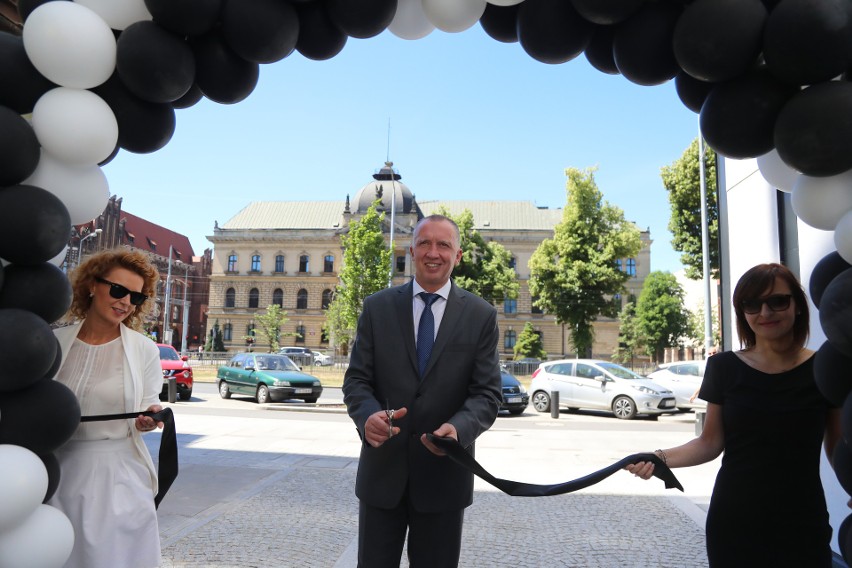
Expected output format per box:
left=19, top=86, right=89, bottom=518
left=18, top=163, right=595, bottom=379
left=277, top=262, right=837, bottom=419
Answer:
left=217, top=353, right=323, bottom=404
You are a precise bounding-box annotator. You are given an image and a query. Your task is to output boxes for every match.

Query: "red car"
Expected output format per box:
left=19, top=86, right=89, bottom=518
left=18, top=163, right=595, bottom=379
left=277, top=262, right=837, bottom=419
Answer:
left=157, top=343, right=193, bottom=401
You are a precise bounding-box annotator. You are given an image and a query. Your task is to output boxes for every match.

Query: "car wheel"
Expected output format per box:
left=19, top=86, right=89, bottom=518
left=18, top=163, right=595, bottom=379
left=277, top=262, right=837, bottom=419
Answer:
left=179, top=389, right=192, bottom=401
left=532, top=391, right=550, bottom=413
left=218, top=381, right=231, bottom=399
left=612, top=396, right=637, bottom=420
left=256, top=384, right=271, bottom=404
left=303, top=397, right=318, bottom=403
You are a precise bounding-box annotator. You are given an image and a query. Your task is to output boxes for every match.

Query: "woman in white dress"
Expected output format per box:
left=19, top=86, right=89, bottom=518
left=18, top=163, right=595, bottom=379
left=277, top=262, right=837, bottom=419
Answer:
left=50, top=248, right=164, bottom=568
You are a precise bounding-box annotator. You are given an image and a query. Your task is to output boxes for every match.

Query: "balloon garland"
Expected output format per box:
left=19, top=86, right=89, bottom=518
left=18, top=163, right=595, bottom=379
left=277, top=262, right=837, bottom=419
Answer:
left=1, top=0, right=852, bottom=564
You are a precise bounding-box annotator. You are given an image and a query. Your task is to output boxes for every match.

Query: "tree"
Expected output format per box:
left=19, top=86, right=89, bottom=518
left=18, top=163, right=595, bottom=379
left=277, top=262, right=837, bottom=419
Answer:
left=434, top=207, right=519, bottom=303
left=207, top=320, right=225, bottom=352
left=633, top=271, right=690, bottom=363
left=612, top=298, right=643, bottom=368
left=254, top=304, right=292, bottom=352
left=513, top=322, right=546, bottom=360
left=325, top=200, right=392, bottom=349
left=661, top=138, right=719, bottom=280
left=528, top=167, right=642, bottom=357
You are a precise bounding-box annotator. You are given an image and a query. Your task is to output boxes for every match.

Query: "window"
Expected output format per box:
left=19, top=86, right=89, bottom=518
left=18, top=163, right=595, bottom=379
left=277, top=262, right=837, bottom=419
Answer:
left=396, top=255, right=406, bottom=273
left=225, top=288, right=235, bottom=308
left=626, top=258, right=637, bottom=277
left=223, top=323, right=232, bottom=341
left=575, top=363, right=600, bottom=379
left=295, top=325, right=306, bottom=343
left=323, top=255, right=334, bottom=272
left=275, top=255, right=284, bottom=273
left=299, top=254, right=309, bottom=272
left=321, top=289, right=332, bottom=309
left=321, top=328, right=329, bottom=344
left=615, top=258, right=622, bottom=271
left=227, top=254, right=237, bottom=272
left=248, top=288, right=259, bottom=308
left=272, top=288, right=283, bottom=307
left=531, top=295, right=543, bottom=314
left=509, top=256, right=516, bottom=269
left=251, top=254, right=261, bottom=272
left=504, top=298, right=517, bottom=314
left=504, top=330, right=516, bottom=349
left=296, top=289, right=308, bottom=309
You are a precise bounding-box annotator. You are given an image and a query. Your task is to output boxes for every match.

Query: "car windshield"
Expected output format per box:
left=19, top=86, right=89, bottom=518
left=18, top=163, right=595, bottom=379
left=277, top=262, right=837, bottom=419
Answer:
left=597, top=362, right=644, bottom=380
left=254, top=356, right=300, bottom=372
left=158, top=346, right=180, bottom=361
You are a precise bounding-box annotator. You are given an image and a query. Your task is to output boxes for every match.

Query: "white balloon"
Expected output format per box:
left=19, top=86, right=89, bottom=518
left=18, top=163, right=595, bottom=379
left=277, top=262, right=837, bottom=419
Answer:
left=0, top=505, right=74, bottom=568
left=487, top=0, right=525, bottom=5
left=32, top=88, right=118, bottom=166
left=0, top=445, right=48, bottom=532
left=74, top=0, right=152, bottom=30
left=389, top=0, right=436, bottom=40
left=24, top=151, right=110, bottom=226
left=422, top=0, right=487, bottom=33
left=835, top=209, right=852, bottom=264
left=756, top=149, right=800, bottom=194
left=791, top=171, right=852, bottom=231
left=23, top=2, right=116, bottom=89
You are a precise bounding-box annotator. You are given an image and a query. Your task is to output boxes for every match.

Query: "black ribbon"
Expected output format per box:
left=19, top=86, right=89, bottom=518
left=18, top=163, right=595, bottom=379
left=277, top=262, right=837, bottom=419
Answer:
left=80, top=407, right=177, bottom=508
left=425, top=434, right=683, bottom=496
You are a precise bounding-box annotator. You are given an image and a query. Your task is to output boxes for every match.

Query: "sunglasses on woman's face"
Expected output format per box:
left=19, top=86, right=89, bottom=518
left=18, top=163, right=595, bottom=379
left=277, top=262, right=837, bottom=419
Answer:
left=741, top=294, right=792, bottom=314
left=95, top=277, right=148, bottom=306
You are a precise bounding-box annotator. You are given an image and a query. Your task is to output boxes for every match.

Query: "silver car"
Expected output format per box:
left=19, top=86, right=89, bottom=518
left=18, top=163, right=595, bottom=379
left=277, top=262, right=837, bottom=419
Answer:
left=529, top=359, right=676, bottom=420
left=646, top=360, right=707, bottom=411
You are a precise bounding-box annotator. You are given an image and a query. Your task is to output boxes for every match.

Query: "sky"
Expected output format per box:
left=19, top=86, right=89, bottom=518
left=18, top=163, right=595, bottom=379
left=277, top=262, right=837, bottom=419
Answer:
left=101, top=23, right=701, bottom=274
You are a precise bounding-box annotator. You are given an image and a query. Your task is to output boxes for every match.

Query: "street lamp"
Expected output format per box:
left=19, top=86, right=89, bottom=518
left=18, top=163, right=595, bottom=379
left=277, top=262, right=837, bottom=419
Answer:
left=162, top=245, right=174, bottom=345
left=78, top=228, right=102, bottom=267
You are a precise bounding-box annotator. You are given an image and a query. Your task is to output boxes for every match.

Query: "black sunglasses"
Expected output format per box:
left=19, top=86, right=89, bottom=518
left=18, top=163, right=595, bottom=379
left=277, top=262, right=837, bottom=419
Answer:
left=95, top=277, right=148, bottom=306
left=741, top=294, right=792, bottom=315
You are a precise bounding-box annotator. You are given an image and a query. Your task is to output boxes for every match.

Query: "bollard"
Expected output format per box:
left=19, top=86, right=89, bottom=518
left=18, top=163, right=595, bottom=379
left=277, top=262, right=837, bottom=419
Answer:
left=168, top=377, right=177, bottom=403
left=550, top=391, right=559, bottom=419
left=695, top=410, right=706, bottom=436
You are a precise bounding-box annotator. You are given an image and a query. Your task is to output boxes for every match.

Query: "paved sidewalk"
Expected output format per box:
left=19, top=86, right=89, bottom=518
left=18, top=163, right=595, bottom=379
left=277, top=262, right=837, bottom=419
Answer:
left=148, top=408, right=717, bottom=567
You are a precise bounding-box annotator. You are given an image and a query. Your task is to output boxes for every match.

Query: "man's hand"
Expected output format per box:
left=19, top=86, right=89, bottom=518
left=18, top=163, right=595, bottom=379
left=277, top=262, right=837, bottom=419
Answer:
left=420, top=422, right=457, bottom=456
left=365, top=407, right=408, bottom=447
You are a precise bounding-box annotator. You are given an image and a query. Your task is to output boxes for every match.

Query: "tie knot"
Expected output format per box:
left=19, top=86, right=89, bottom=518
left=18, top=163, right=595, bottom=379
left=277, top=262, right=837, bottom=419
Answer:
left=419, top=292, right=439, bottom=307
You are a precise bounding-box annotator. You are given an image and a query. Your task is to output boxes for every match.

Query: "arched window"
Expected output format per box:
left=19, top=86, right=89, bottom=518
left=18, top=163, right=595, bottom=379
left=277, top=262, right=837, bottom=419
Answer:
left=225, top=288, right=235, bottom=308
left=321, top=289, right=332, bottom=309
left=299, top=254, right=309, bottom=272
left=251, top=254, right=261, bottom=272
left=504, top=330, right=516, bottom=349
left=272, top=288, right=284, bottom=307
left=248, top=288, right=259, bottom=308
left=323, top=255, right=334, bottom=272
left=296, top=289, right=308, bottom=309
left=227, top=254, right=237, bottom=272
left=275, top=255, right=284, bottom=273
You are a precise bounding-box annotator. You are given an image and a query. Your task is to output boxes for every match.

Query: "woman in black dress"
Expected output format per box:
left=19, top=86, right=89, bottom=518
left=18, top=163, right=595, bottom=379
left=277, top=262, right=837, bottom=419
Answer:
left=627, top=263, right=842, bottom=566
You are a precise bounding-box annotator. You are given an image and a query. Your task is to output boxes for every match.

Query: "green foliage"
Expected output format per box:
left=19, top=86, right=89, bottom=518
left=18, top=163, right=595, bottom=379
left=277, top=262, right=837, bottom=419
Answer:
left=661, top=138, right=719, bottom=280
left=207, top=320, right=225, bottom=352
left=612, top=298, right=643, bottom=366
left=633, top=271, right=690, bottom=362
left=513, top=322, right=546, bottom=360
left=528, top=167, right=642, bottom=357
left=325, top=201, right=393, bottom=348
left=686, top=302, right=721, bottom=351
left=254, top=304, right=292, bottom=352
left=434, top=207, right=519, bottom=303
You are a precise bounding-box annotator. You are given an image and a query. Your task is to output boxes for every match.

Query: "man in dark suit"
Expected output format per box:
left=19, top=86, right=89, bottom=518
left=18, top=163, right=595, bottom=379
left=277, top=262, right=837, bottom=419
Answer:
left=343, top=214, right=502, bottom=568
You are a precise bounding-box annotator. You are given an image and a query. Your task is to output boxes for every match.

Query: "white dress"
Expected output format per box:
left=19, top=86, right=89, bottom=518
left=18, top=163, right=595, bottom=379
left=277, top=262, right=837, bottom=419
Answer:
left=49, top=338, right=162, bottom=568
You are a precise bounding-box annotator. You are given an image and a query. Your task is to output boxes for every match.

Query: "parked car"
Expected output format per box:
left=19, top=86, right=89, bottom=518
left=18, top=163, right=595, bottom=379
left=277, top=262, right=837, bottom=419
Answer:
left=499, top=369, right=529, bottom=415
left=529, top=359, right=676, bottom=420
left=312, top=350, right=333, bottom=366
left=646, top=360, right=707, bottom=411
left=503, top=357, right=542, bottom=376
left=278, top=346, right=314, bottom=367
left=217, top=353, right=323, bottom=404
left=157, top=343, right=193, bottom=401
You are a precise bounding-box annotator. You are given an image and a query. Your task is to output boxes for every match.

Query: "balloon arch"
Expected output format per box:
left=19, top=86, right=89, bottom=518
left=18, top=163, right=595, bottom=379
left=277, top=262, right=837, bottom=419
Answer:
left=2, top=0, right=852, bottom=563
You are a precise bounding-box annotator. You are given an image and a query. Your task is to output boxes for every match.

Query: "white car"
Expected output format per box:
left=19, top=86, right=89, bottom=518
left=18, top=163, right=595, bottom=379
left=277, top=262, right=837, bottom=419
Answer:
left=646, top=360, right=707, bottom=411
left=313, top=351, right=333, bottom=366
left=529, top=359, right=676, bottom=420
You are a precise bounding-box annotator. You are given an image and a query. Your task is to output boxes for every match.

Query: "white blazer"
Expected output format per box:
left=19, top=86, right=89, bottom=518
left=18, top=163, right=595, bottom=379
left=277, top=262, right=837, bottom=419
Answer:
left=53, top=321, right=163, bottom=495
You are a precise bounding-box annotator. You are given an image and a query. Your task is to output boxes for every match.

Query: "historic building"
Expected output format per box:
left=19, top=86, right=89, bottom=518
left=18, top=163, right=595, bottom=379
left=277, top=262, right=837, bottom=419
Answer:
left=206, top=163, right=651, bottom=360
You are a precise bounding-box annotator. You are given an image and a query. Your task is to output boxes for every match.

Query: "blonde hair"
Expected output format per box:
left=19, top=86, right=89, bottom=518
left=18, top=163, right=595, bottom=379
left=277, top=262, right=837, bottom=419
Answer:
left=66, top=247, right=160, bottom=331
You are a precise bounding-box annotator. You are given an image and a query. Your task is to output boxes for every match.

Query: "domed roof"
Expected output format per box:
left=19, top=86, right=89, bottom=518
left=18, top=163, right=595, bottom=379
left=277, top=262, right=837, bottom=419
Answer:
left=352, top=162, right=414, bottom=214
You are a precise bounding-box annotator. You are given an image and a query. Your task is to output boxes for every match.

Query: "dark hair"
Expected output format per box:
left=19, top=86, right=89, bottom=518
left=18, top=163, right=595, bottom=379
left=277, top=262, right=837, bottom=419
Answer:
left=413, top=214, right=461, bottom=247
left=732, top=263, right=809, bottom=349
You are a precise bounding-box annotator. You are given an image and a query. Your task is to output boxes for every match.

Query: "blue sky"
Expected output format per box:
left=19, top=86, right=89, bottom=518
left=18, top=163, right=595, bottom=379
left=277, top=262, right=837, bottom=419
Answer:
left=102, top=24, right=700, bottom=273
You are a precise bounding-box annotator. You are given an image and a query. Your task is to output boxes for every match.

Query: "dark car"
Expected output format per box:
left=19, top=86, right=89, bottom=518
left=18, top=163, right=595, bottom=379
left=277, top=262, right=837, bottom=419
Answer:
left=277, top=346, right=314, bottom=367
left=157, top=343, right=193, bottom=401
left=500, top=370, right=529, bottom=415
left=217, top=353, right=323, bottom=404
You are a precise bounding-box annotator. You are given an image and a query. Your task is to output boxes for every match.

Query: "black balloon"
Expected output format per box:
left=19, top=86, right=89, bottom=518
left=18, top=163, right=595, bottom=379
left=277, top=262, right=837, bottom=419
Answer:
left=0, top=185, right=70, bottom=265
left=517, top=0, right=593, bottom=65
left=0, top=377, right=80, bottom=455
left=222, top=0, right=299, bottom=64
left=569, top=0, right=644, bottom=25
left=810, top=251, right=852, bottom=309
left=775, top=81, right=852, bottom=177
left=0, top=262, right=72, bottom=324
left=99, top=143, right=120, bottom=167
left=191, top=31, right=260, bottom=105
left=699, top=69, right=797, bottom=159
left=39, top=452, right=60, bottom=503
left=819, top=267, right=852, bottom=357
left=612, top=2, right=682, bottom=86
left=326, top=0, right=396, bottom=40
left=672, top=0, right=766, bottom=83
left=116, top=21, right=195, bottom=104
left=42, top=336, right=62, bottom=381
left=0, top=105, right=40, bottom=186
left=144, top=0, right=222, bottom=37
left=0, top=308, right=58, bottom=392
left=814, top=341, right=852, bottom=407
left=0, top=32, right=56, bottom=115
left=479, top=2, right=520, bottom=44
left=764, top=0, right=852, bottom=86
left=295, top=0, right=347, bottom=61
left=92, top=73, right=177, bottom=154
left=584, top=25, right=618, bottom=75
left=171, top=83, right=204, bottom=109
left=675, top=71, right=715, bottom=114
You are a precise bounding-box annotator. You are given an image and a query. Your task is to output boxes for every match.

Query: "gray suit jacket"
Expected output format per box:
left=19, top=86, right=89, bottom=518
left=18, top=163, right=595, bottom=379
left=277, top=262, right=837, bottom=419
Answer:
left=343, top=280, right=502, bottom=513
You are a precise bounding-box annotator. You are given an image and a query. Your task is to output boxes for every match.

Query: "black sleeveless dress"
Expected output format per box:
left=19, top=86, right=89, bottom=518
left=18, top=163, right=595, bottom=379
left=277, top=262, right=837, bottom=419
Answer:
left=698, top=351, right=834, bottom=567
